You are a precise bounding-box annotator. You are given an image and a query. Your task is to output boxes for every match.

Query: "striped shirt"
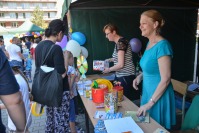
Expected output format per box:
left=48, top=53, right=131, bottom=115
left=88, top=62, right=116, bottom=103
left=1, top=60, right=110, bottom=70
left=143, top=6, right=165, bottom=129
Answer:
left=112, top=38, right=135, bottom=77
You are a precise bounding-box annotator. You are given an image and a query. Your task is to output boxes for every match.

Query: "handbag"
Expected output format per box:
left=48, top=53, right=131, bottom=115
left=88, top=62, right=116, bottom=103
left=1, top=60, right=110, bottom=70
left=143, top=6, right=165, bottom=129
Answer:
left=32, top=45, right=63, bottom=107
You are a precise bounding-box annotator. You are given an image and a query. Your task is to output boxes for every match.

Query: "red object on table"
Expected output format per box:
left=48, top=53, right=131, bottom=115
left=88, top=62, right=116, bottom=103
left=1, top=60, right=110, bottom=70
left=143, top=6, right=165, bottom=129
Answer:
left=92, top=87, right=108, bottom=103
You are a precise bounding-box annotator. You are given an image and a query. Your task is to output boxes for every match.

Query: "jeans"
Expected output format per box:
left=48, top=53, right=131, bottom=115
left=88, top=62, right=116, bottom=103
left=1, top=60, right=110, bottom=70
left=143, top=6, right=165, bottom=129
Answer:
left=9, top=60, right=23, bottom=72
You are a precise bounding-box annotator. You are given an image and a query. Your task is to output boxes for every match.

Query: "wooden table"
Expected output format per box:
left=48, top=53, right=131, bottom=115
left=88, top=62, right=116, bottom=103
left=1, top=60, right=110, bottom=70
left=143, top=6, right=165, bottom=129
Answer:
left=79, top=74, right=169, bottom=133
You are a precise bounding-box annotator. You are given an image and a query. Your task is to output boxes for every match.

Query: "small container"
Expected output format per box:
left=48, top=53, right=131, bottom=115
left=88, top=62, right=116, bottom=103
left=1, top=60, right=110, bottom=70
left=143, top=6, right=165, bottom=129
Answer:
left=83, top=87, right=86, bottom=98
left=85, top=85, right=91, bottom=98
left=113, top=86, right=123, bottom=102
left=104, top=90, right=118, bottom=113
left=89, top=90, right=92, bottom=100
left=92, top=87, right=108, bottom=103
left=86, top=90, right=90, bottom=98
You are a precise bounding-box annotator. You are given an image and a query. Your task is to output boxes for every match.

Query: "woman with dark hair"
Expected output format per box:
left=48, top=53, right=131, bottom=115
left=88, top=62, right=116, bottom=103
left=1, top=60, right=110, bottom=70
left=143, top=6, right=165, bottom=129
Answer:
left=34, top=19, right=70, bottom=133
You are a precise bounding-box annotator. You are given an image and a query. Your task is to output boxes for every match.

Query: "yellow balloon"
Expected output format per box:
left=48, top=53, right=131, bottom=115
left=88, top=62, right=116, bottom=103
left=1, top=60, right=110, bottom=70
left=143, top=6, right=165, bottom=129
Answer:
left=31, top=102, right=44, bottom=117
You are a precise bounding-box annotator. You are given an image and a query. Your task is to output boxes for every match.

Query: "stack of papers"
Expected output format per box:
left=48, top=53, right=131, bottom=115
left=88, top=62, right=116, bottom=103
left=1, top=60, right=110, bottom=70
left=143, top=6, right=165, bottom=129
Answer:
left=104, top=117, right=144, bottom=133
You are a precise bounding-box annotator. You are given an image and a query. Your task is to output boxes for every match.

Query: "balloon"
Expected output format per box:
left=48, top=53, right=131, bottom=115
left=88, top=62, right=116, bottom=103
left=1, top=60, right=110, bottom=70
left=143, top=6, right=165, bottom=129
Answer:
left=40, top=31, right=43, bottom=34
left=80, top=46, right=88, bottom=58
left=34, top=35, right=37, bottom=38
left=56, top=35, right=68, bottom=49
left=15, top=33, right=19, bottom=37
left=32, top=32, right=35, bottom=35
left=26, top=32, right=30, bottom=35
left=129, top=38, right=142, bottom=53
left=37, top=33, right=40, bottom=36
left=71, top=32, right=86, bottom=45
left=66, top=40, right=81, bottom=57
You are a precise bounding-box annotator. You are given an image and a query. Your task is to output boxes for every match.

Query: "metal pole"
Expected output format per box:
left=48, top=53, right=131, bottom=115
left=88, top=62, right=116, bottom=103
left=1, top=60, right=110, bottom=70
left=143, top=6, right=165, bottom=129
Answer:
left=193, top=34, right=198, bottom=82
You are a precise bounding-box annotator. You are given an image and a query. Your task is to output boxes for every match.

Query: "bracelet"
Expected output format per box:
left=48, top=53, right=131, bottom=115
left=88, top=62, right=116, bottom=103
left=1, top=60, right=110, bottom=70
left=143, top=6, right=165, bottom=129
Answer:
left=150, top=98, right=156, bottom=104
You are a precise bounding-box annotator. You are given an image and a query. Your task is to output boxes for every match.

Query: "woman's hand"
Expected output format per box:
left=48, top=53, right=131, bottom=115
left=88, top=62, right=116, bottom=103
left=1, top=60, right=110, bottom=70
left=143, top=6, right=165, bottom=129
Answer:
left=137, top=102, right=153, bottom=116
left=70, top=90, right=74, bottom=98
left=133, top=74, right=142, bottom=90
left=103, top=68, right=110, bottom=74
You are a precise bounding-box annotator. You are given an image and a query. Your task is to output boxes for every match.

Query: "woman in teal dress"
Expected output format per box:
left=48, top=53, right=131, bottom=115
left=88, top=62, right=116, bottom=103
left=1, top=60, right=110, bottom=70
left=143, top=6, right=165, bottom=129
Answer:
left=133, top=10, right=176, bottom=129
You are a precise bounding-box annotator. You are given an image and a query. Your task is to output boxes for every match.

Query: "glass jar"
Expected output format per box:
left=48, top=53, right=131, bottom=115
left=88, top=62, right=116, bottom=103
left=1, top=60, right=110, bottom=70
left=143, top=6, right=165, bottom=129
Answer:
left=104, top=90, right=118, bottom=113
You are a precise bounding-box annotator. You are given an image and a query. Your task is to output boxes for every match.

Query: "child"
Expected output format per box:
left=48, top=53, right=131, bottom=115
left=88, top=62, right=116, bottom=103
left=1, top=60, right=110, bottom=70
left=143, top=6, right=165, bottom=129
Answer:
left=24, top=55, right=32, bottom=83
left=67, top=51, right=82, bottom=133
left=0, top=62, right=32, bottom=132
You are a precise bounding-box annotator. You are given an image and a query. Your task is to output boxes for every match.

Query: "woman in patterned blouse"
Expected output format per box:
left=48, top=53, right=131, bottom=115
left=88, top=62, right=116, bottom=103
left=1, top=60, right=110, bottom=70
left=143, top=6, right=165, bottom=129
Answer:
left=103, top=23, right=140, bottom=101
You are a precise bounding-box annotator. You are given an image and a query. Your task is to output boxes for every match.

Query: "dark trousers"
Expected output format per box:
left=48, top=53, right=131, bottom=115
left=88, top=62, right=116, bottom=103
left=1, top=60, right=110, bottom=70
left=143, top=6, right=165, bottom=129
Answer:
left=115, top=75, right=140, bottom=101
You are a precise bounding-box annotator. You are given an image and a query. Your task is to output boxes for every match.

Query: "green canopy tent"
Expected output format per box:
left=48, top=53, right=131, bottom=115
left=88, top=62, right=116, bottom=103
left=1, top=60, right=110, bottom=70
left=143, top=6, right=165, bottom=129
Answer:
left=0, top=25, right=9, bottom=35
left=65, top=0, right=199, bottom=81
left=9, top=20, right=44, bottom=34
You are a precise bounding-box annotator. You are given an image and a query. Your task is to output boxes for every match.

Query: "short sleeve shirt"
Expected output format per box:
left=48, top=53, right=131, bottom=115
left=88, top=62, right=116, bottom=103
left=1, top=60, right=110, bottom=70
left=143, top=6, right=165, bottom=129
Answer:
left=112, top=38, right=135, bottom=77
left=6, top=44, right=22, bottom=62
left=0, top=49, right=19, bottom=95
left=35, top=40, right=69, bottom=91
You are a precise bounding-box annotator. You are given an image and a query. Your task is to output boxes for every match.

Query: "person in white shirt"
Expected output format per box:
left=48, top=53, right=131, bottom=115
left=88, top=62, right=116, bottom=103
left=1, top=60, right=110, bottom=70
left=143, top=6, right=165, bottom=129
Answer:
left=0, top=63, right=32, bottom=132
left=6, top=37, right=26, bottom=71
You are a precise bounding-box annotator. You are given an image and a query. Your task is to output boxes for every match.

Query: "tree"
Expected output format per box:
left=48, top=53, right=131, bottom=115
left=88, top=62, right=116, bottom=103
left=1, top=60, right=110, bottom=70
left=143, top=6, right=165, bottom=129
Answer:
left=31, top=6, right=48, bottom=29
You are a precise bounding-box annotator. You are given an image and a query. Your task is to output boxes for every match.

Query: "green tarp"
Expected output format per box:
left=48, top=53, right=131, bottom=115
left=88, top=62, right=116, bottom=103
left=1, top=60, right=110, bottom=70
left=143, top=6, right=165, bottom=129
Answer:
left=0, top=25, right=9, bottom=35
left=70, top=8, right=198, bottom=81
left=9, top=20, right=44, bottom=34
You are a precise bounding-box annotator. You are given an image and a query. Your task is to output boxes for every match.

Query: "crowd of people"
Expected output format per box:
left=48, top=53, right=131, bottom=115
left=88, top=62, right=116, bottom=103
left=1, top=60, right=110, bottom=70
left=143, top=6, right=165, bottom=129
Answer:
left=0, top=9, right=176, bottom=132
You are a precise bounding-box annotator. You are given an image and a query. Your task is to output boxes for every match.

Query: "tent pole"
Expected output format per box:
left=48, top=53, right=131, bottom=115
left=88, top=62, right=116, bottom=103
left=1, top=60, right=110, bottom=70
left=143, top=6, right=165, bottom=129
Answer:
left=193, top=34, right=198, bottom=82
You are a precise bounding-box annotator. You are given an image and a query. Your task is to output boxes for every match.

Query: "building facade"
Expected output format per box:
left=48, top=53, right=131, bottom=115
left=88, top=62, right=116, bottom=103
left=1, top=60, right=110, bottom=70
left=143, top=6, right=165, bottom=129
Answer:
left=0, top=0, right=63, bottom=28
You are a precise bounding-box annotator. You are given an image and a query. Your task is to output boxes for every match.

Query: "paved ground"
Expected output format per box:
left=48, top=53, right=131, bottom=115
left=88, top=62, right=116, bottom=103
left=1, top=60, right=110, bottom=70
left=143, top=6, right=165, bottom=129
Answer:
left=1, top=107, right=94, bottom=133
left=1, top=60, right=94, bottom=133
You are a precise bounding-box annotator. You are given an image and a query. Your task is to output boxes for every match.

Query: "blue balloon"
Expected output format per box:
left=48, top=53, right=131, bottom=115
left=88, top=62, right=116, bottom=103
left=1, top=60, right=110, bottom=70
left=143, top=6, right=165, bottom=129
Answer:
left=71, top=32, right=86, bottom=45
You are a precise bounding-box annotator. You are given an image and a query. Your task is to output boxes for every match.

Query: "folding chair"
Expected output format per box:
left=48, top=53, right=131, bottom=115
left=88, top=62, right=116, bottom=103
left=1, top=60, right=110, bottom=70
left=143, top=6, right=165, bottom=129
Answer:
left=171, top=79, right=188, bottom=126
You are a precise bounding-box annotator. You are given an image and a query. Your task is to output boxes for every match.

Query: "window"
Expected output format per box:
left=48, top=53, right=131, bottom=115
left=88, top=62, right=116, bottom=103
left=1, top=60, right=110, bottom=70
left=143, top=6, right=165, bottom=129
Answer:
left=0, top=2, right=3, bottom=8
left=10, top=13, right=15, bottom=18
left=26, top=13, right=31, bottom=18
left=42, top=3, right=47, bottom=8
left=24, top=3, right=29, bottom=9
left=48, top=12, right=50, bottom=18
left=0, top=22, right=6, bottom=27
left=50, top=12, right=56, bottom=18
left=11, top=22, right=18, bottom=27
left=23, top=13, right=26, bottom=18
left=15, top=13, right=18, bottom=19
left=8, top=2, right=16, bottom=9
left=17, top=3, right=21, bottom=9
left=0, top=12, right=4, bottom=18
left=47, top=3, right=55, bottom=9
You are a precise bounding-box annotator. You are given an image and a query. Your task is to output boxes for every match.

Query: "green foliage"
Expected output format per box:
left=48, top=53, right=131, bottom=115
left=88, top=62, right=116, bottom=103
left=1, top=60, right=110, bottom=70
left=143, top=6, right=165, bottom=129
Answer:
left=93, top=80, right=98, bottom=88
left=31, top=6, right=47, bottom=29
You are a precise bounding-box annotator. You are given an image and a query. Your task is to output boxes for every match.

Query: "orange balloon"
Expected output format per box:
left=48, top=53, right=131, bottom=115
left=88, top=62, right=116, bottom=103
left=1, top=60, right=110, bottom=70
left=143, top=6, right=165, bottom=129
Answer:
left=10, top=39, right=12, bottom=43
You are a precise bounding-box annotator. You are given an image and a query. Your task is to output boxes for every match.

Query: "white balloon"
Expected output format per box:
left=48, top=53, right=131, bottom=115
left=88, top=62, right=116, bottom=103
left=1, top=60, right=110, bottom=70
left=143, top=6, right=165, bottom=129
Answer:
left=66, top=40, right=81, bottom=57
left=81, top=46, right=88, bottom=58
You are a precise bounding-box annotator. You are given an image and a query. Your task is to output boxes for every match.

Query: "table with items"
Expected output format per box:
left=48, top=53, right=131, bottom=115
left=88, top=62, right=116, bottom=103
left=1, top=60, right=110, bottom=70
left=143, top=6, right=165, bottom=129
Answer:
left=77, top=74, right=169, bottom=133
